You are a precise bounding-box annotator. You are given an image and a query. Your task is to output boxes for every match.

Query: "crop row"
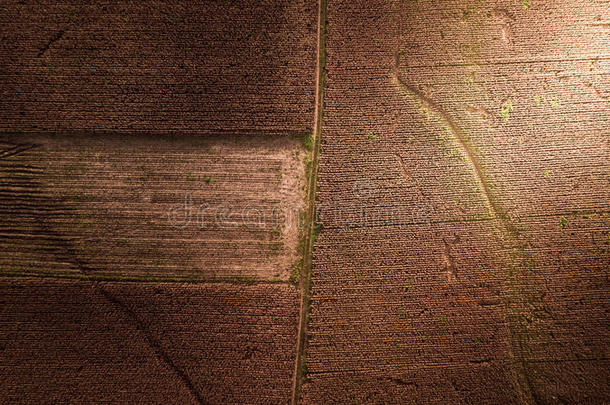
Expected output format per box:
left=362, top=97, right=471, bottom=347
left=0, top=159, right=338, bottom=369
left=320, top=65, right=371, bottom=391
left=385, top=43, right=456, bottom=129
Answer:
left=302, top=0, right=610, bottom=403
left=0, top=278, right=300, bottom=404
left=0, top=134, right=306, bottom=281
left=0, top=0, right=317, bottom=135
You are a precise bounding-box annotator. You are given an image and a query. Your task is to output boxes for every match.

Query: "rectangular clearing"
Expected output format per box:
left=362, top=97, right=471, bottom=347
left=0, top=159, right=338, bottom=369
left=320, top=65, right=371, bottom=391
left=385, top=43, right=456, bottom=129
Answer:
left=0, top=134, right=306, bottom=281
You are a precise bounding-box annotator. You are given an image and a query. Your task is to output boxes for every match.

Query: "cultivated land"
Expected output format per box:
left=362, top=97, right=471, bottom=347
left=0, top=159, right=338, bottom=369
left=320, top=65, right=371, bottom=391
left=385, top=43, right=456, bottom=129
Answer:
left=0, top=278, right=300, bottom=404
left=1, top=0, right=609, bottom=404
left=0, top=0, right=316, bottom=135
left=0, top=1, right=317, bottom=403
left=300, top=0, right=609, bottom=403
left=0, top=133, right=306, bottom=282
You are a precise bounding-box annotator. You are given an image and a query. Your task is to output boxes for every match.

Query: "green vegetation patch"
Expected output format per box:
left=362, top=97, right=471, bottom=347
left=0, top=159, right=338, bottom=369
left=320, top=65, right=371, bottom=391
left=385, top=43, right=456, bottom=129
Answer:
left=549, top=97, right=560, bottom=108
left=302, top=132, right=314, bottom=151
left=366, top=132, right=378, bottom=142
left=500, top=99, right=514, bottom=121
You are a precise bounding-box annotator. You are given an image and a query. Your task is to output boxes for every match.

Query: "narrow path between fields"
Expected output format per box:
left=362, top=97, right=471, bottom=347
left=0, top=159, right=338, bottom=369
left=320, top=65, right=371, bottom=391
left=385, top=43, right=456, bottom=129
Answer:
left=291, top=0, right=327, bottom=403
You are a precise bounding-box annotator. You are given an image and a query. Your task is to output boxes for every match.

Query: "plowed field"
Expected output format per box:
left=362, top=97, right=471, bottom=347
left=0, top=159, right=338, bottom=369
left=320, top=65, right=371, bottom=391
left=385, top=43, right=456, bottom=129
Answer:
left=301, top=0, right=610, bottom=403
left=0, top=134, right=306, bottom=281
left=1, top=0, right=609, bottom=404
left=0, top=278, right=300, bottom=404
left=0, top=0, right=316, bottom=135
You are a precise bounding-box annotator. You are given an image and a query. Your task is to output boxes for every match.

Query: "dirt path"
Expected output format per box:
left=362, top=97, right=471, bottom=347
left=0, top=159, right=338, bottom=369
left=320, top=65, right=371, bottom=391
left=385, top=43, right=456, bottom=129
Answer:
left=291, top=0, right=327, bottom=402
left=390, top=4, right=537, bottom=402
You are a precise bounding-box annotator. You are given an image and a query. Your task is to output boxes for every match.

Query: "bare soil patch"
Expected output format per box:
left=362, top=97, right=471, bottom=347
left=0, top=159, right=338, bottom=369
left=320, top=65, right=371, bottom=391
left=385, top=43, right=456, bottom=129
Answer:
left=0, top=133, right=306, bottom=281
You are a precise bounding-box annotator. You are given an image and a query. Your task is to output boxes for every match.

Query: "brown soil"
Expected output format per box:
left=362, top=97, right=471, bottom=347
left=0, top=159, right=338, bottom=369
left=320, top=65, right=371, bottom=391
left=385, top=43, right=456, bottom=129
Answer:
left=0, top=0, right=316, bottom=135
left=0, top=278, right=300, bottom=404
left=0, top=133, right=306, bottom=281
left=301, top=0, right=609, bottom=403
left=0, top=0, right=608, bottom=403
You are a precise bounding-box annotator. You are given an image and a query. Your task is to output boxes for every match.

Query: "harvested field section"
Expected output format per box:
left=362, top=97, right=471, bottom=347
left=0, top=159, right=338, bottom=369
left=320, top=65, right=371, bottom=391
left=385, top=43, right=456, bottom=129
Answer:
left=305, top=220, right=525, bottom=403
left=395, top=0, right=610, bottom=217
left=301, top=0, right=610, bottom=403
left=0, top=134, right=306, bottom=281
left=0, top=278, right=300, bottom=404
left=509, top=213, right=610, bottom=404
left=394, top=2, right=610, bottom=401
left=0, top=0, right=316, bottom=134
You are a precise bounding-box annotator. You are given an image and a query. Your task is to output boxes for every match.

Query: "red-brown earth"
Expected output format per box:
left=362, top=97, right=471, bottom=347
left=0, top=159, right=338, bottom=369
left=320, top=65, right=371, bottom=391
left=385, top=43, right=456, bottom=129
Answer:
left=0, top=278, right=300, bottom=404
left=0, top=0, right=609, bottom=404
left=0, top=0, right=317, bottom=135
left=0, top=2, right=317, bottom=403
left=0, top=134, right=306, bottom=282
left=301, top=0, right=609, bottom=403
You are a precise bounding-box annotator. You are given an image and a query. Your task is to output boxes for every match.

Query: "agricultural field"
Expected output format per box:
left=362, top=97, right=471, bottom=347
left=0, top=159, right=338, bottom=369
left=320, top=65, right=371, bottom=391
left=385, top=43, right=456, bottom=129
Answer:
left=0, top=278, right=300, bottom=404
left=1, top=0, right=609, bottom=403
left=0, top=133, right=306, bottom=281
left=0, top=0, right=317, bottom=403
left=0, top=0, right=316, bottom=135
left=301, top=0, right=609, bottom=403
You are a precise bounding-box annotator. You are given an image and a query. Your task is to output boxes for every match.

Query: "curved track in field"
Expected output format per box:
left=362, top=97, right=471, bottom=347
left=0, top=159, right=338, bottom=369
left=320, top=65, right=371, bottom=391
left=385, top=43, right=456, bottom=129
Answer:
left=391, top=6, right=536, bottom=403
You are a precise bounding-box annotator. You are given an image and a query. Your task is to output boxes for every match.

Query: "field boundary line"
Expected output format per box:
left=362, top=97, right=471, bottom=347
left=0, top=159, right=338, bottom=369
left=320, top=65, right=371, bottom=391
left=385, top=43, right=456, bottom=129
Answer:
left=291, top=0, right=327, bottom=402
left=0, top=272, right=294, bottom=285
